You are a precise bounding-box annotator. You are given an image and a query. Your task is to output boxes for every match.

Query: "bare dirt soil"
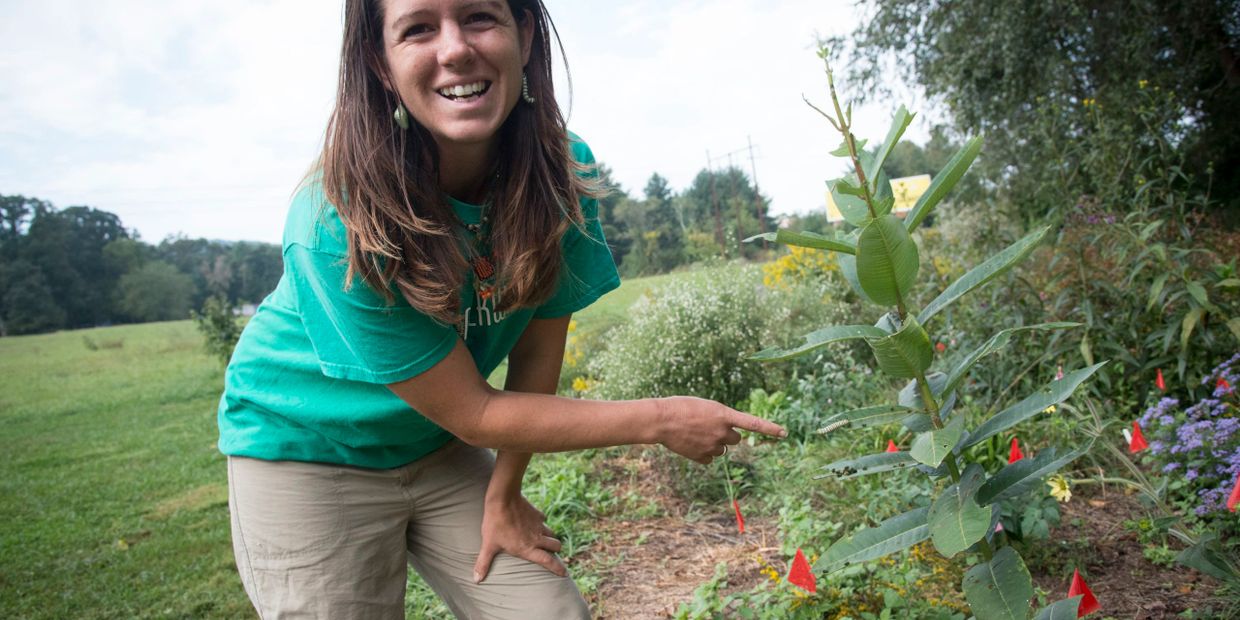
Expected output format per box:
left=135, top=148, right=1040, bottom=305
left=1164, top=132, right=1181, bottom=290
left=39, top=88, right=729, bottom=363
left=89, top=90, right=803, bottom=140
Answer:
left=579, top=453, right=1229, bottom=619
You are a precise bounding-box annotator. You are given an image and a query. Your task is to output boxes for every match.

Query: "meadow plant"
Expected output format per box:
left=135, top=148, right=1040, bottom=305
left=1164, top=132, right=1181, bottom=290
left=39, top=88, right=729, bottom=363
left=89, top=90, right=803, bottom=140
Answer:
left=588, top=263, right=841, bottom=406
left=1138, top=353, right=1240, bottom=519
left=746, top=49, right=1102, bottom=618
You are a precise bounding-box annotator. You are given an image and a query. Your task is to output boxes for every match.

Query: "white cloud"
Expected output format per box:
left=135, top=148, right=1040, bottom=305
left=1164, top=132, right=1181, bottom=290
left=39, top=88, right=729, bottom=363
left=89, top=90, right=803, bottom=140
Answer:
left=0, top=0, right=926, bottom=244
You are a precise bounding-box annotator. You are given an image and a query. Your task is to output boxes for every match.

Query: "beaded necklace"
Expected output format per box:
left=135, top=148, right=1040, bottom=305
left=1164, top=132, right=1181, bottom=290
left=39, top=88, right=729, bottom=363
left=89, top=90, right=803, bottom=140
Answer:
left=457, top=206, right=497, bottom=302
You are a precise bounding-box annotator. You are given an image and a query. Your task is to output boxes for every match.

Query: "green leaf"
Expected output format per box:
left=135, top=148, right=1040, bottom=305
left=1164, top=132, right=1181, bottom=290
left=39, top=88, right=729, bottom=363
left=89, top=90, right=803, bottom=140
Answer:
left=1147, top=272, right=1169, bottom=312
left=1033, top=597, right=1085, bottom=620
left=966, top=363, right=1106, bottom=449
left=830, top=176, right=872, bottom=227
left=1185, top=280, right=1211, bottom=308
left=866, top=315, right=933, bottom=378
left=1180, top=307, right=1205, bottom=355
left=1176, top=534, right=1239, bottom=584
left=976, top=443, right=1093, bottom=504
left=1217, top=278, right=1240, bottom=289
left=918, top=227, right=1049, bottom=324
left=817, top=507, right=931, bottom=573
left=865, top=105, right=914, bottom=193
left=929, top=463, right=990, bottom=557
left=1138, top=219, right=1163, bottom=241
left=838, top=251, right=874, bottom=303
left=910, top=417, right=965, bottom=468
left=905, top=135, right=984, bottom=231
left=857, top=215, right=920, bottom=306
left=819, top=405, right=915, bottom=431
left=1228, top=317, right=1240, bottom=343
left=817, top=451, right=917, bottom=480
left=939, top=323, right=1080, bottom=399
left=962, top=546, right=1035, bottom=620
left=829, top=138, right=866, bottom=157
left=743, top=229, right=857, bottom=254
left=750, top=324, right=886, bottom=362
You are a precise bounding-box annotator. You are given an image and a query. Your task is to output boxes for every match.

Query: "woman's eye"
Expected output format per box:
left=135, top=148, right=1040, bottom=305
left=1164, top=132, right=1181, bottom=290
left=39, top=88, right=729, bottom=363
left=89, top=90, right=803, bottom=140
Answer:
left=465, top=12, right=497, bottom=25
left=403, top=23, right=431, bottom=38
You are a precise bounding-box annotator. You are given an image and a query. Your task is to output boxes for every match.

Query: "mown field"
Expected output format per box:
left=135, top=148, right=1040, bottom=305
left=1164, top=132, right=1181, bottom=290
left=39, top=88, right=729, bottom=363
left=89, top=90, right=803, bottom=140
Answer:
left=0, top=271, right=674, bottom=619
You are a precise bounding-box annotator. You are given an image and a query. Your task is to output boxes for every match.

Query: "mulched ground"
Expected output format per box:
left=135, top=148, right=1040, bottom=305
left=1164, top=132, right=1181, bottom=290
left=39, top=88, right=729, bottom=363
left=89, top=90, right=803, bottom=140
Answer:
left=1029, top=486, right=1226, bottom=619
left=576, top=450, right=781, bottom=619
left=577, top=451, right=1230, bottom=619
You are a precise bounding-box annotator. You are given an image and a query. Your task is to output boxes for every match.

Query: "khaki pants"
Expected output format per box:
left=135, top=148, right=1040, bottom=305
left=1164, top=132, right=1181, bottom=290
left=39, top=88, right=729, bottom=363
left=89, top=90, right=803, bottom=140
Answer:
left=227, top=440, right=591, bottom=619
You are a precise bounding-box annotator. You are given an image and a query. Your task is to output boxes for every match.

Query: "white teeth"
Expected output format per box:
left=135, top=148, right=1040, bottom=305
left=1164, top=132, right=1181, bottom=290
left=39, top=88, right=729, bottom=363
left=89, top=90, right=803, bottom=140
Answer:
left=439, top=81, right=488, bottom=98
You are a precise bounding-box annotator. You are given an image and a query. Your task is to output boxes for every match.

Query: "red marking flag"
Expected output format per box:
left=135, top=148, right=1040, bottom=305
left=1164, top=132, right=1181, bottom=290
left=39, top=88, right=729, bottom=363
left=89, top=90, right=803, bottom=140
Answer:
left=787, top=548, right=816, bottom=594
left=1129, top=421, right=1149, bottom=453
left=935, top=342, right=946, bottom=353
left=886, top=439, right=899, bottom=453
left=1067, top=568, right=1100, bottom=616
left=1155, top=368, right=1166, bottom=392
left=1219, top=377, right=1233, bottom=393
left=733, top=499, right=746, bottom=534
left=1008, top=437, right=1025, bottom=464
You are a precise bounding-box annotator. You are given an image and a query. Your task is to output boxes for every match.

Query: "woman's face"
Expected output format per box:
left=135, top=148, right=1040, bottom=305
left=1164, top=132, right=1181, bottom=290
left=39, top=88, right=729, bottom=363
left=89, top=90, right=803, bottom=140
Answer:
left=380, top=0, right=533, bottom=157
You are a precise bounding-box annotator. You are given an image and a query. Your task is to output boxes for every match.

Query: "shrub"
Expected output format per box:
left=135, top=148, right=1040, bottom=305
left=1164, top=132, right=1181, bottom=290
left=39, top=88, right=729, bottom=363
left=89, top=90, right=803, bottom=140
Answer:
left=586, top=263, right=843, bottom=406
left=191, top=295, right=242, bottom=367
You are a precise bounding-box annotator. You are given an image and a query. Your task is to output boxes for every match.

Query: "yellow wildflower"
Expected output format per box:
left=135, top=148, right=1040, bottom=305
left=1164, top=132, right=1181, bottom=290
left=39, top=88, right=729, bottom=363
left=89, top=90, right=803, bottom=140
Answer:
left=1043, top=404, right=1057, bottom=414
left=1047, top=474, right=1072, bottom=503
left=571, top=377, right=590, bottom=393
left=1138, top=79, right=1148, bottom=89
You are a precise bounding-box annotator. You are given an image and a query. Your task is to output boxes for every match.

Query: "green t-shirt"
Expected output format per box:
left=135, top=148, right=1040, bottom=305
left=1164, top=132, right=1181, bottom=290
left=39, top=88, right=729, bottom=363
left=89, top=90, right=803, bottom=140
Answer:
left=216, top=138, right=620, bottom=469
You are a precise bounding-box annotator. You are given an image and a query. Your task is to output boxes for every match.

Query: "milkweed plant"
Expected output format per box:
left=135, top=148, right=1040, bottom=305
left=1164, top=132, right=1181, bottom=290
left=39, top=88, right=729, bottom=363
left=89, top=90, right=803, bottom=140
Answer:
left=745, top=48, right=1104, bottom=619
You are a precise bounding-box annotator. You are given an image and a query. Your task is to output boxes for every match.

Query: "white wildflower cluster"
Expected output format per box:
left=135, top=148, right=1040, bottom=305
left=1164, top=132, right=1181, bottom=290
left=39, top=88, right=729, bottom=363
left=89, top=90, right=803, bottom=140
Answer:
left=588, top=262, right=849, bottom=405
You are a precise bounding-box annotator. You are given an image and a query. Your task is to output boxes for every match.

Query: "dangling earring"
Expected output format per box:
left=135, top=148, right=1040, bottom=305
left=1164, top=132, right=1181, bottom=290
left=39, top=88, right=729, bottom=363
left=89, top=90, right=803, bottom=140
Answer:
left=393, top=102, right=410, bottom=130
left=521, top=72, right=536, bottom=104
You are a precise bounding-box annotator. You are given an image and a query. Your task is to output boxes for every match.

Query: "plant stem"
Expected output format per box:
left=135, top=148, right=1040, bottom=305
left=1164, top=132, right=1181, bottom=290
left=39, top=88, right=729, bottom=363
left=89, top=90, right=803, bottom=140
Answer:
left=915, top=371, right=944, bottom=428
left=823, top=55, right=878, bottom=221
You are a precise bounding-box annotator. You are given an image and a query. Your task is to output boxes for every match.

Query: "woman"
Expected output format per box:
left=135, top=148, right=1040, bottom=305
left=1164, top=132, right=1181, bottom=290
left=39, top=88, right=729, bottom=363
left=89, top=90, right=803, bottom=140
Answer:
left=217, top=0, right=786, bottom=617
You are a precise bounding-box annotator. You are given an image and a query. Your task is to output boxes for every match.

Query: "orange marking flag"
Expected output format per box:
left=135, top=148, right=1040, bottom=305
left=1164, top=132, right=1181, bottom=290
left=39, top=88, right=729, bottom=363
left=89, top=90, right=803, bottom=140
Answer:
left=1129, top=421, right=1149, bottom=453
left=1067, top=568, right=1100, bottom=616
left=787, top=548, right=816, bottom=594
left=1008, top=437, right=1025, bottom=464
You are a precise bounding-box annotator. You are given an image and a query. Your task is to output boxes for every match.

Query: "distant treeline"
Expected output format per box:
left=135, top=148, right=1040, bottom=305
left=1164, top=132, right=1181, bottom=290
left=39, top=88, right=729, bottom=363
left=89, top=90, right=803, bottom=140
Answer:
left=0, top=195, right=281, bottom=336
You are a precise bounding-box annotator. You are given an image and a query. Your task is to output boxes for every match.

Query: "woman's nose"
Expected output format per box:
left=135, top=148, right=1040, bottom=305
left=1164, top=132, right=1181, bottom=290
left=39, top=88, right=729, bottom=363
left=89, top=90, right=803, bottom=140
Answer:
left=437, top=23, right=474, bottom=68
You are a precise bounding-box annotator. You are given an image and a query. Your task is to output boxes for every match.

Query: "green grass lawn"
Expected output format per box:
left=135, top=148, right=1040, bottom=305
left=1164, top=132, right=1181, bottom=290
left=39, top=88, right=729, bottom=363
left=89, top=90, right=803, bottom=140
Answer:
left=0, top=271, right=674, bottom=618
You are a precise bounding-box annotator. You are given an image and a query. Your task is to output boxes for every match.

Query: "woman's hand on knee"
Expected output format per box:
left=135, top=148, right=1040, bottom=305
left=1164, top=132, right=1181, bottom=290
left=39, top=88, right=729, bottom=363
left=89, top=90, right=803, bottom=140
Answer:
left=654, top=396, right=787, bottom=465
left=474, top=493, right=565, bottom=583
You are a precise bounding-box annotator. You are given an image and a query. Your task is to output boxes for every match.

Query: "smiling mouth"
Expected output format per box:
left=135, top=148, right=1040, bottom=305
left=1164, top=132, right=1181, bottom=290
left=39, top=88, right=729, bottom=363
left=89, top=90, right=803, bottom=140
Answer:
left=437, top=80, right=492, bottom=101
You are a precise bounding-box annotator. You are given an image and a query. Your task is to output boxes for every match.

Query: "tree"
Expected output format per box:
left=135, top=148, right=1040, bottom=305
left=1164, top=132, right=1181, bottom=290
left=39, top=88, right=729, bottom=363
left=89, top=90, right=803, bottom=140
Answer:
left=0, top=195, right=46, bottom=257
left=680, top=167, right=773, bottom=259
left=593, top=163, right=633, bottom=268
left=114, top=261, right=194, bottom=323
left=0, top=260, right=65, bottom=335
left=834, top=0, right=1240, bottom=214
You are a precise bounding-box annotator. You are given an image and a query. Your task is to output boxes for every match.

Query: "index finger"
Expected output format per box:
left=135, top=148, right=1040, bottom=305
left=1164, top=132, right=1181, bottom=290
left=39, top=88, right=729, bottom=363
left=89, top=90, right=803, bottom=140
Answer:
left=728, top=410, right=787, bottom=438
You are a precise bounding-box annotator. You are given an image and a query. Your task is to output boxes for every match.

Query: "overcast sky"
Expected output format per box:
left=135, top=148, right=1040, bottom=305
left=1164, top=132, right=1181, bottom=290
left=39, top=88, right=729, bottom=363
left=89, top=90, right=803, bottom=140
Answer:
left=0, top=0, right=930, bottom=244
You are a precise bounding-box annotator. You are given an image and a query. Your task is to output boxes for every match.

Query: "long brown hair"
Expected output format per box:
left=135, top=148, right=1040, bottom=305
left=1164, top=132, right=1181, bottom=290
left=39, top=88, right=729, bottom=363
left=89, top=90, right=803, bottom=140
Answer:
left=321, top=0, right=599, bottom=325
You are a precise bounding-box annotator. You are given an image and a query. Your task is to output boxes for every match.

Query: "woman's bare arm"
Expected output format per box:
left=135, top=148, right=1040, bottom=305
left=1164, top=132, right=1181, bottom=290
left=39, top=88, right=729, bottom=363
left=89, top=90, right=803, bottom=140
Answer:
left=386, top=334, right=785, bottom=463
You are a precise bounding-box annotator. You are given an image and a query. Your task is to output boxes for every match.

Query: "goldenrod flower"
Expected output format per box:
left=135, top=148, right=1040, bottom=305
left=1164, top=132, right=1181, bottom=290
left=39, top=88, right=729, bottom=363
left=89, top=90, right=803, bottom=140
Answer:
left=1047, top=474, right=1072, bottom=503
